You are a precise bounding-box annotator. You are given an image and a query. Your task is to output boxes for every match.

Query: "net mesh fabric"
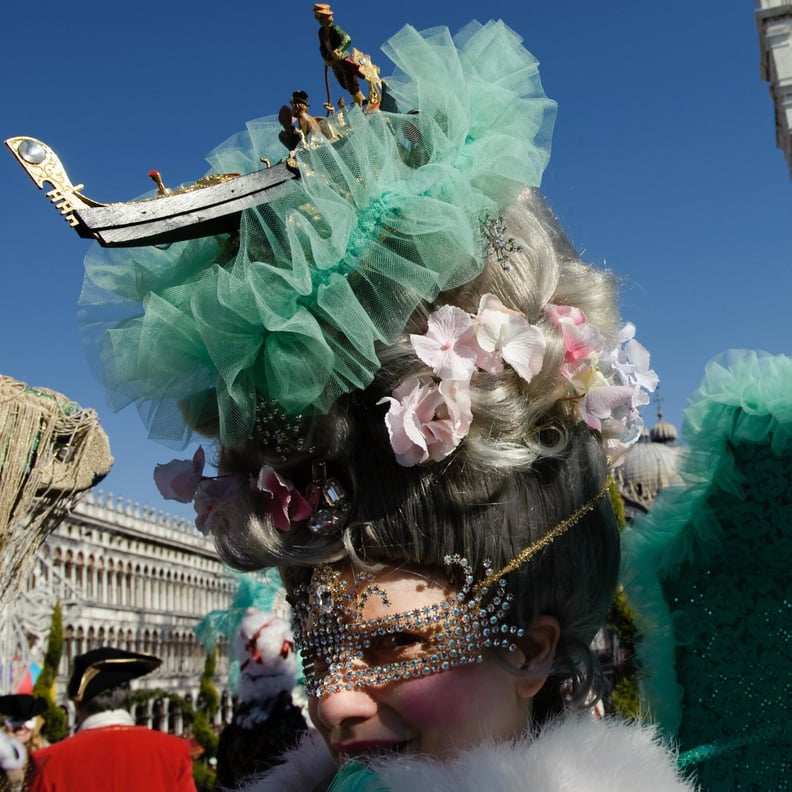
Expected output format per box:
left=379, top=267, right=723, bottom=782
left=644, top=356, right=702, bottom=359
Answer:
left=622, top=350, right=792, bottom=789
left=0, top=375, right=112, bottom=602
left=78, top=20, right=556, bottom=447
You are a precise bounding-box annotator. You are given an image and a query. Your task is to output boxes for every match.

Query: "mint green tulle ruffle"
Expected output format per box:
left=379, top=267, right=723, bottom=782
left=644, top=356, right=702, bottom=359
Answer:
left=78, top=20, right=556, bottom=447
left=621, top=350, right=792, bottom=789
left=328, top=761, right=388, bottom=792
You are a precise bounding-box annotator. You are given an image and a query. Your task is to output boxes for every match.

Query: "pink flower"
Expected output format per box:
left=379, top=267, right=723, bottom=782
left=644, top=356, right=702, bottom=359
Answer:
left=429, top=379, right=473, bottom=460
left=378, top=377, right=472, bottom=466
left=379, top=378, right=444, bottom=466
left=253, top=468, right=313, bottom=532
left=154, top=446, right=206, bottom=503
left=475, top=294, right=546, bottom=382
left=410, top=305, right=479, bottom=380
left=546, top=304, right=603, bottom=362
left=546, top=304, right=587, bottom=327
left=194, top=475, right=243, bottom=535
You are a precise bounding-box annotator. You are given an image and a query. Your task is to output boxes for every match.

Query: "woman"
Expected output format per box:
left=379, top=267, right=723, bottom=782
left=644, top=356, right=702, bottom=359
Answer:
left=84, top=19, right=694, bottom=792
left=193, top=187, right=689, bottom=791
left=0, top=695, right=48, bottom=792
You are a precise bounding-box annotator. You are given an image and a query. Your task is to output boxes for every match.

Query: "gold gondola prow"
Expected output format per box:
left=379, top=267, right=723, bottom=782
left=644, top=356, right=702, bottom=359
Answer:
left=4, top=136, right=107, bottom=229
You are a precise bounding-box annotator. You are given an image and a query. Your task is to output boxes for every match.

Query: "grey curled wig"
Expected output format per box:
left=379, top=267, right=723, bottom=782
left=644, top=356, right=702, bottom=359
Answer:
left=205, top=188, right=622, bottom=718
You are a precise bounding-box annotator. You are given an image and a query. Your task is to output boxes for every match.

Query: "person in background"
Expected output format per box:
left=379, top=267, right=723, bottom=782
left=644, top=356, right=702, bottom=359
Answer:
left=0, top=694, right=48, bottom=791
left=214, top=609, right=307, bottom=788
left=28, top=647, right=196, bottom=792
left=0, top=731, right=26, bottom=792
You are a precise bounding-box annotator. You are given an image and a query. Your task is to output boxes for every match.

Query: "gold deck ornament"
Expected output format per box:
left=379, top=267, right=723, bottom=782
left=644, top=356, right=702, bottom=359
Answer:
left=351, top=48, right=383, bottom=109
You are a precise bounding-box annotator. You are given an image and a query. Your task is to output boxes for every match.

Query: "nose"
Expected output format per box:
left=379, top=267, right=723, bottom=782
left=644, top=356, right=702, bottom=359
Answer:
left=310, top=687, right=379, bottom=730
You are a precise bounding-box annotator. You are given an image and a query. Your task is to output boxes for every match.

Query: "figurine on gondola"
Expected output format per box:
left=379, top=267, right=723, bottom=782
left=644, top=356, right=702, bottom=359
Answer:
left=313, top=4, right=367, bottom=108
left=278, top=91, right=318, bottom=154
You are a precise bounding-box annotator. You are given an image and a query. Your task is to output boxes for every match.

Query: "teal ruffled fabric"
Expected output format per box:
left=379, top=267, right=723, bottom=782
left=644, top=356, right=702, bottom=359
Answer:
left=328, top=761, right=389, bottom=792
left=621, top=350, right=792, bottom=789
left=78, top=19, right=556, bottom=447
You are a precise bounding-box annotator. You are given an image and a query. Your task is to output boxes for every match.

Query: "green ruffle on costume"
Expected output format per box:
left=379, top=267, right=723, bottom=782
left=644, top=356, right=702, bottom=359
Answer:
left=78, top=20, right=556, bottom=447
left=621, top=350, right=792, bottom=790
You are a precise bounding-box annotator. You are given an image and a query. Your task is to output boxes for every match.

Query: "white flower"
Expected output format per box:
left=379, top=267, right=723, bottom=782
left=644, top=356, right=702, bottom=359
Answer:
left=475, top=294, right=546, bottom=382
left=410, top=305, right=478, bottom=380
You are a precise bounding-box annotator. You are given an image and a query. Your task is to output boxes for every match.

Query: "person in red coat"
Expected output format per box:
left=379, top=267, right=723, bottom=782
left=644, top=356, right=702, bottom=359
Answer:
left=28, top=647, right=196, bottom=792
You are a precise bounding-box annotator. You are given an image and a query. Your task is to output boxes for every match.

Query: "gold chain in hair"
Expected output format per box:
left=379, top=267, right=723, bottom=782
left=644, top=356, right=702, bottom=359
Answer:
left=473, top=477, right=612, bottom=595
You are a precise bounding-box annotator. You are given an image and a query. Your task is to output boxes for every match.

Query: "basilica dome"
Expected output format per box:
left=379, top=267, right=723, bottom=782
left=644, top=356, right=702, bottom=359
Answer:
left=615, top=409, right=684, bottom=520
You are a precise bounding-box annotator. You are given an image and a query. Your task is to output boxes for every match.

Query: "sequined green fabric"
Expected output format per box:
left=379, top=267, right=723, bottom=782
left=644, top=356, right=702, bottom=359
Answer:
left=622, top=351, right=792, bottom=789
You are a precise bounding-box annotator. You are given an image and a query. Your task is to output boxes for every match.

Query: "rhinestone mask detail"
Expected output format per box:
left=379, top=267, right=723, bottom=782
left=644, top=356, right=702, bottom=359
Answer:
left=292, top=554, right=524, bottom=697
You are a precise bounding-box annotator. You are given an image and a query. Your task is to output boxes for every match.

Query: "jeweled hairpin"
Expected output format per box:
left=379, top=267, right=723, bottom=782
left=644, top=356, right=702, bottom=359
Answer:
left=251, top=397, right=314, bottom=460
left=304, top=461, right=351, bottom=535
left=481, top=213, right=523, bottom=271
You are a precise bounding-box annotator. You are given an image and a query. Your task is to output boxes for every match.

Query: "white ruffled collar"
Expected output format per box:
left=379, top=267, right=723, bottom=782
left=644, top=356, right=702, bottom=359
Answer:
left=77, top=709, right=135, bottom=732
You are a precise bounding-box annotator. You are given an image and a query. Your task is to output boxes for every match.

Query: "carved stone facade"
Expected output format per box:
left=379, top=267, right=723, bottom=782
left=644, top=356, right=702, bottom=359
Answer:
left=757, top=0, right=792, bottom=177
left=9, top=490, right=236, bottom=732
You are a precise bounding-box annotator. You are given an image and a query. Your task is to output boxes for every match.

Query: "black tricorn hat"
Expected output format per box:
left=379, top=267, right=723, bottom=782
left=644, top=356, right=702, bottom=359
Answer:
left=68, top=648, right=161, bottom=703
left=0, top=694, right=47, bottom=725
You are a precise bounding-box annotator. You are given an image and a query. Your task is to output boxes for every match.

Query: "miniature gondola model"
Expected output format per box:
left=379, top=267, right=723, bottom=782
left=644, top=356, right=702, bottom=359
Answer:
left=4, top=136, right=300, bottom=249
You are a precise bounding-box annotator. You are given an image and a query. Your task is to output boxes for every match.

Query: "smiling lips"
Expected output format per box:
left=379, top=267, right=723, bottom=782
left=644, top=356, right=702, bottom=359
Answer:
left=332, top=739, right=410, bottom=758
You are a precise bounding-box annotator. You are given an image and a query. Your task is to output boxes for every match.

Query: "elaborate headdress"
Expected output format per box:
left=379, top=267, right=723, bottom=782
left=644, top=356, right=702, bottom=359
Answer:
left=80, top=20, right=562, bottom=449
left=79, top=19, right=655, bottom=500
left=71, top=19, right=656, bottom=705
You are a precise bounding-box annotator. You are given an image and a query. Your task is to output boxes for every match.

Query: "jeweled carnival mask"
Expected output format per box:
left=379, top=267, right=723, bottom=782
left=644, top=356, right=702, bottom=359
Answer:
left=292, top=554, right=524, bottom=697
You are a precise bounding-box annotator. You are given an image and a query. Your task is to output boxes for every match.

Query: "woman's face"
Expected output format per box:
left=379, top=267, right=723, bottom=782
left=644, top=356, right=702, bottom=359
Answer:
left=7, top=719, right=35, bottom=744
left=307, top=565, right=557, bottom=762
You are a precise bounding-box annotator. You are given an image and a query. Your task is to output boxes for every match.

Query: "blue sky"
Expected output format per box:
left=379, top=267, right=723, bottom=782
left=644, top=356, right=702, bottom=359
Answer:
left=1, top=1, right=789, bottom=522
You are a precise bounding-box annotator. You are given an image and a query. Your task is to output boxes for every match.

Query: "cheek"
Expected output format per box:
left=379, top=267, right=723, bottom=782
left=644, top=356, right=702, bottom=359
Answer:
left=388, top=669, right=484, bottom=726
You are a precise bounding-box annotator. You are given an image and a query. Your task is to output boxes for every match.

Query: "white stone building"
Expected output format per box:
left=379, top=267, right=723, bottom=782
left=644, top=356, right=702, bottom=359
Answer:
left=3, top=490, right=238, bottom=732
left=756, top=0, right=792, bottom=176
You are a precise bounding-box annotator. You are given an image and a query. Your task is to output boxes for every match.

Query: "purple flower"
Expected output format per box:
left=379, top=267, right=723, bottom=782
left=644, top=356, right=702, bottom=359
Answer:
left=154, top=446, right=206, bottom=503
left=194, top=475, right=243, bottom=535
left=253, top=468, right=313, bottom=532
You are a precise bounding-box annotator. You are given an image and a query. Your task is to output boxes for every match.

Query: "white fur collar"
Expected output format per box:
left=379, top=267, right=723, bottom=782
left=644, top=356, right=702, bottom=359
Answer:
left=236, top=716, right=696, bottom=791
